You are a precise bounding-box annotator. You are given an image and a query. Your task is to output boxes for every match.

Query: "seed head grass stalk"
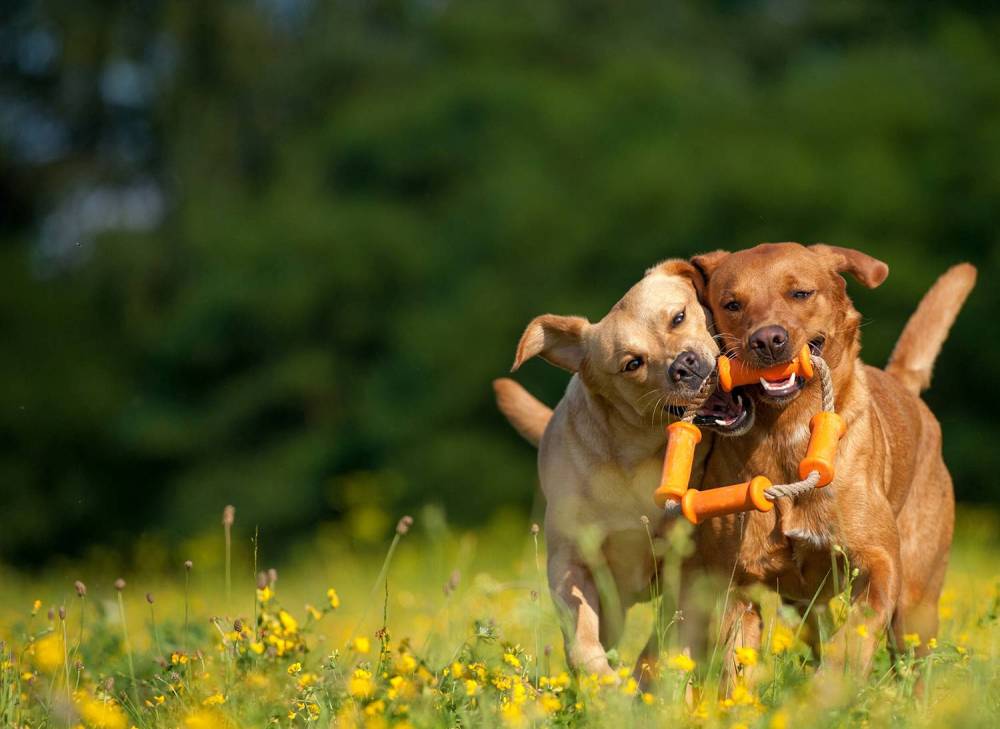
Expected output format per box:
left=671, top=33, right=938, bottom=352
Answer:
left=114, top=579, right=139, bottom=714
left=348, top=515, right=412, bottom=647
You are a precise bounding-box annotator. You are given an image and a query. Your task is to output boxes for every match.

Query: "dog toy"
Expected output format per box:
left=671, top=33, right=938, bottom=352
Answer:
left=653, top=352, right=844, bottom=524
left=717, top=344, right=814, bottom=392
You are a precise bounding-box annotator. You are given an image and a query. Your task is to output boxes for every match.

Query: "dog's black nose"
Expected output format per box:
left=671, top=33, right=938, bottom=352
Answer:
left=669, top=350, right=709, bottom=386
left=749, top=325, right=790, bottom=361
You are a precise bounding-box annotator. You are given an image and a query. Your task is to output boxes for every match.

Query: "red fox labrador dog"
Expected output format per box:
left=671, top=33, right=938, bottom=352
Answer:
left=688, top=243, right=975, bottom=680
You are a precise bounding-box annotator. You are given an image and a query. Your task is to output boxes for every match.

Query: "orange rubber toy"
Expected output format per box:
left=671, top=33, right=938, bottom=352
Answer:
left=798, top=411, right=846, bottom=485
left=717, top=344, right=814, bottom=392
left=680, top=476, right=774, bottom=525
left=653, top=422, right=702, bottom=508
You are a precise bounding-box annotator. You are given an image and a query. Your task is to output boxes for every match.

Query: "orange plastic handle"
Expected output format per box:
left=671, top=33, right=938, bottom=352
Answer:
left=680, top=476, right=774, bottom=525
left=798, top=411, right=846, bottom=486
left=717, top=344, right=814, bottom=392
left=653, top=422, right=702, bottom=508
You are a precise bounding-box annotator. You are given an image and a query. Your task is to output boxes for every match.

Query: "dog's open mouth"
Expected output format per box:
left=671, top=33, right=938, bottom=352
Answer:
left=755, top=336, right=825, bottom=403
left=692, top=387, right=751, bottom=432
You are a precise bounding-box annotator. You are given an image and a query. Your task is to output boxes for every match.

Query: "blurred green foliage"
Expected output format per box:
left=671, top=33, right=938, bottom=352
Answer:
left=1, top=0, right=998, bottom=563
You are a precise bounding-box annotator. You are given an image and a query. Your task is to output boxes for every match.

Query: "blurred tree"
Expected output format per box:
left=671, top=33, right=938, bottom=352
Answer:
left=1, top=0, right=997, bottom=562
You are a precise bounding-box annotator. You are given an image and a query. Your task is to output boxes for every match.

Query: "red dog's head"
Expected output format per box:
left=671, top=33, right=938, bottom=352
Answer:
left=693, top=243, right=888, bottom=407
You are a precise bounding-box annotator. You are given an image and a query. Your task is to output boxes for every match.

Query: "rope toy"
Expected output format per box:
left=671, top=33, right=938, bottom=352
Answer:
left=653, top=348, right=843, bottom=524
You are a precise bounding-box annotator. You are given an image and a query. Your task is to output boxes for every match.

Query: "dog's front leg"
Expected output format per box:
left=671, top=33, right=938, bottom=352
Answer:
left=822, top=541, right=902, bottom=678
left=548, top=546, right=617, bottom=677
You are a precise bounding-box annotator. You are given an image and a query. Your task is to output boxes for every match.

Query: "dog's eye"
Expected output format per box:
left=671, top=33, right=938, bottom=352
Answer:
left=623, top=357, right=644, bottom=373
left=791, top=290, right=815, bottom=300
left=723, top=300, right=741, bottom=312
left=671, top=310, right=685, bottom=327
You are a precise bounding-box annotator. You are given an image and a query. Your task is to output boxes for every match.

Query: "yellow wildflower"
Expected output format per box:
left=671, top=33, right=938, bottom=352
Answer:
left=503, top=652, right=521, bottom=670
left=306, top=604, right=322, bottom=621
left=856, top=624, right=869, bottom=638
left=32, top=599, right=42, bottom=615
left=770, top=624, right=795, bottom=654
left=297, top=673, right=317, bottom=690
left=184, top=709, right=227, bottom=729
left=287, top=662, right=302, bottom=676
left=450, top=661, right=464, bottom=678
left=171, top=652, right=189, bottom=665
left=667, top=653, right=696, bottom=673
left=734, top=647, right=758, bottom=667
left=928, top=637, right=938, bottom=650
left=539, top=693, right=561, bottom=713
left=201, top=693, right=225, bottom=706
left=500, top=701, right=525, bottom=727
left=397, top=653, right=417, bottom=674
left=348, top=668, right=375, bottom=698
left=621, top=677, right=638, bottom=696
left=903, top=633, right=921, bottom=648
left=465, top=679, right=479, bottom=697
left=278, top=610, right=299, bottom=634
left=249, top=642, right=265, bottom=655
left=327, top=588, right=341, bottom=609
left=364, top=700, right=385, bottom=716
left=353, top=636, right=371, bottom=654
left=32, top=634, right=63, bottom=673
left=257, top=586, right=273, bottom=603
left=771, top=710, right=789, bottom=729
left=641, top=692, right=655, bottom=705
left=78, top=695, right=128, bottom=729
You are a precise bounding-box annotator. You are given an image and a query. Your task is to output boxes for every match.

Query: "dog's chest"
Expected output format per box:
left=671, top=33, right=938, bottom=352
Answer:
left=585, top=456, right=663, bottom=529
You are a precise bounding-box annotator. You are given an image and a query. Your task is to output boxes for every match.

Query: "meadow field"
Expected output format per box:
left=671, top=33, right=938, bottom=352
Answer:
left=1, top=505, right=996, bottom=729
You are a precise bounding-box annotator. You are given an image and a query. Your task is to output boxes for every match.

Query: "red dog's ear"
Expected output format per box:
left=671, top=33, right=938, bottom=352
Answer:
left=810, top=244, right=889, bottom=289
left=645, top=259, right=706, bottom=297
left=689, top=250, right=730, bottom=287
left=512, top=314, right=589, bottom=373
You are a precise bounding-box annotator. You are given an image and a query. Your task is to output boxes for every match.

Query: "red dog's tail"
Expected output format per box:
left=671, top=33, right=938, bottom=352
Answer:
left=886, top=263, right=977, bottom=394
left=492, top=378, right=553, bottom=447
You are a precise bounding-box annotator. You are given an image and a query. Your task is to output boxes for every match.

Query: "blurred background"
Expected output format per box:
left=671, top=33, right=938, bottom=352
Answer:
left=2, top=0, right=998, bottom=567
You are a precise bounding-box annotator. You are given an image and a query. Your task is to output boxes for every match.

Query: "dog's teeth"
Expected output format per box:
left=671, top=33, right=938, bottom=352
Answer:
left=788, top=372, right=796, bottom=386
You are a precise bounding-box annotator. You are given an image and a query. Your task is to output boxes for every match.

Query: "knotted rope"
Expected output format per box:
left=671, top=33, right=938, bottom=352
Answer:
left=663, top=354, right=834, bottom=517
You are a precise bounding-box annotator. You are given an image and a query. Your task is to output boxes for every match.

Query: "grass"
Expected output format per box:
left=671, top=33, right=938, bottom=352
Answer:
left=0, top=506, right=997, bottom=729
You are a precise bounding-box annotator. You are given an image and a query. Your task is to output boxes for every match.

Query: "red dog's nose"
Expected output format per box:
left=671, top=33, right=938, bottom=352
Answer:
left=749, top=325, right=789, bottom=361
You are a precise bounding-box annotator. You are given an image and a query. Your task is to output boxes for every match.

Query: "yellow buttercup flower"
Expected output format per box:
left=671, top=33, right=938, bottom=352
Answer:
left=667, top=653, right=696, bottom=673
left=903, top=633, right=921, bottom=648
left=201, top=693, right=225, bottom=706
left=464, top=679, right=479, bottom=697
left=32, top=634, right=63, bottom=673
left=770, top=624, right=795, bottom=654
left=278, top=610, right=298, bottom=634
left=77, top=694, right=128, bottom=729
left=352, top=636, right=371, bottom=654
left=184, top=709, right=227, bottom=729
left=348, top=668, right=375, bottom=698
left=855, top=625, right=869, bottom=638
left=31, top=599, right=42, bottom=615
left=327, top=588, right=341, bottom=609
left=287, top=662, right=302, bottom=676
left=539, top=693, right=561, bottom=713
left=734, top=647, right=758, bottom=667
left=503, top=652, right=521, bottom=670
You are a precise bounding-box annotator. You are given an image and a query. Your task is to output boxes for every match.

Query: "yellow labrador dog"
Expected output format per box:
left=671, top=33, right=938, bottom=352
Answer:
left=494, top=260, right=751, bottom=680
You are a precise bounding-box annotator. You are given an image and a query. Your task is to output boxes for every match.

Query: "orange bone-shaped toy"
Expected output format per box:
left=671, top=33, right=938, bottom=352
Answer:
left=680, top=476, right=774, bottom=525
left=798, top=411, right=846, bottom=486
left=653, top=422, right=701, bottom=508
left=717, top=344, right=814, bottom=392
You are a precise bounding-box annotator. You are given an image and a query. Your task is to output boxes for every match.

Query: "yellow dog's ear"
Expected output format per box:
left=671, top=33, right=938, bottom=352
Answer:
left=689, top=250, right=730, bottom=288
left=810, top=244, right=889, bottom=288
left=512, top=314, right=590, bottom=373
left=645, top=259, right=707, bottom=298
